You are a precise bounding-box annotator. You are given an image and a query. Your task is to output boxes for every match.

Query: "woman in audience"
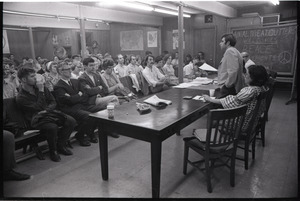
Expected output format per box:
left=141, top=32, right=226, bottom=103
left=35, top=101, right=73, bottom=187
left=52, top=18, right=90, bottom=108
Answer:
left=162, top=54, right=179, bottom=86
left=43, top=61, right=60, bottom=91
left=203, top=65, right=269, bottom=131
left=101, top=58, right=136, bottom=102
left=183, top=54, right=200, bottom=81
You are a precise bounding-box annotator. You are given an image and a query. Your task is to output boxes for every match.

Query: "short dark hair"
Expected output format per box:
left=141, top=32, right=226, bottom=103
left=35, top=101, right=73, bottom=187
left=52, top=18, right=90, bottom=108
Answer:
left=145, top=51, right=152, bottom=56
left=194, top=61, right=204, bottom=67
left=82, top=57, right=95, bottom=66
left=72, top=55, right=80, bottom=59
left=155, top=55, right=163, bottom=63
left=17, top=67, right=35, bottom=80
left=221, top=33, right=237, bottom=47
left=144, top=55, right=154, bottom=66
left=193, top=54, right=200, bottom=60
left=248, top=65, right=269, bottom=87
left=22, top=56, right=29, bottom=61
left=102, top=58, right=115, bottom=70
left=128, top=55, right=136, bottom=63
left=64, top=58, right=73, bottom=63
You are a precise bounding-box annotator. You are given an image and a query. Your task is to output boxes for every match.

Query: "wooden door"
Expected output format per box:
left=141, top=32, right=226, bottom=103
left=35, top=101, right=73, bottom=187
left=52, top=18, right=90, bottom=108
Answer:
left=194, top=27, right=216, bottom=67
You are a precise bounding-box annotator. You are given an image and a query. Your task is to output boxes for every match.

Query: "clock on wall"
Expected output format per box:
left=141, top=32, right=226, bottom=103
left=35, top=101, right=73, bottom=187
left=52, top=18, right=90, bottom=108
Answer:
left=205, top=15, right=213, bottom=23
left=53, top=46, right=67, bottom=59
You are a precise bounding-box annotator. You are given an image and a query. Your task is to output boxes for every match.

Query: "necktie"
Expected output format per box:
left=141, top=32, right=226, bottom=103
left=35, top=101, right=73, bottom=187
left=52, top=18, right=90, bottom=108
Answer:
left=68, top=80, right=72, bottom=86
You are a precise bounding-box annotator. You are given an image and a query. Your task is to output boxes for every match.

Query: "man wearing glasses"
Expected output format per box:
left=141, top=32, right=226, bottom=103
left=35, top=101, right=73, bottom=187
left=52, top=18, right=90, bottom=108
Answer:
left=54, top=61, right=113, bottom=146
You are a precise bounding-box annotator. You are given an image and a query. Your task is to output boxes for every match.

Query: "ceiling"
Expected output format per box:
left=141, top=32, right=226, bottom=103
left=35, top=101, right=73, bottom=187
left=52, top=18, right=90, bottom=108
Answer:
left=70, top=1, right=271, bottom=18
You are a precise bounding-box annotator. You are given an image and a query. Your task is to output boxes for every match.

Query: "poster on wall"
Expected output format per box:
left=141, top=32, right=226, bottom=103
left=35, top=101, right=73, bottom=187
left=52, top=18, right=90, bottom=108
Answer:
left=147, top=31, right=157, bottom=47
left=3, top=30, right=10, bottom=54
left=120, top=30, right=143, bottom=51
left=172, top=29, right=185, bottom=50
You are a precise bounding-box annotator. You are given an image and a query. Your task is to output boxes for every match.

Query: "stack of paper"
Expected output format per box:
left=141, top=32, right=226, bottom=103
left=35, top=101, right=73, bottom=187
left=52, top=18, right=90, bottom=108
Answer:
left=143, top=95, right=172, bottom=106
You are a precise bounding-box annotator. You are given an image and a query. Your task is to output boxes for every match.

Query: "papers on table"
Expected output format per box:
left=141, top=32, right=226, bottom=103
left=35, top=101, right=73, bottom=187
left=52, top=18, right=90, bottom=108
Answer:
left=143, top=95, right=172, bottom=106
left=23, top=130, right=40, bottom=136
left=173, top=77, right=215, bottom=89
left=199, top=63, right=217, bottom=72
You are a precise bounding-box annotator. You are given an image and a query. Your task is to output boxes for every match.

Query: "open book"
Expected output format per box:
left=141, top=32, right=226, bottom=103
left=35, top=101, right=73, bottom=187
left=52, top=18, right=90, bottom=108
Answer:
left=143, top=95, right=172, bottom=106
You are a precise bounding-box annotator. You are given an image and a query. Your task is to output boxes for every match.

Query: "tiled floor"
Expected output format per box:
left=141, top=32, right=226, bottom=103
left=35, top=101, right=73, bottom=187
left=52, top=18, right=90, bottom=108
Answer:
left=2, top=89, right=298, bottom=198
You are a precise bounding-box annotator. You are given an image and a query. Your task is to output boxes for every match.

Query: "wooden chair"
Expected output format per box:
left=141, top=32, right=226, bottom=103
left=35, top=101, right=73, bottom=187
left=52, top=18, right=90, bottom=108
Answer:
left=183, top=105, right=247, bottom=193
left=236, top=90, right=268, bottom=169
left=256, top=73, right=277, bottom=147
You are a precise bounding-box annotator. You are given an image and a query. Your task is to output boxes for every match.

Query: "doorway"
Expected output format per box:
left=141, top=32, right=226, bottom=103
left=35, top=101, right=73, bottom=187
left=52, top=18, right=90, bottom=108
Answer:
left=194, top=27, right=216, bottom=67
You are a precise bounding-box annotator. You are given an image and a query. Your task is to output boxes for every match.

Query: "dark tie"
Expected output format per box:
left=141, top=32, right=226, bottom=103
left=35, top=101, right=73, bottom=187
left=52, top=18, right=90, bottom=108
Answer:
left=68, top=80, right=72, bottom=86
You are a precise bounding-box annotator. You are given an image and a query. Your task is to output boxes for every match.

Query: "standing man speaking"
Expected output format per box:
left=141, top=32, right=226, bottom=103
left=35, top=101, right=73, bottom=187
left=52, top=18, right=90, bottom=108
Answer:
left=218, top=33, right=245, bottom=96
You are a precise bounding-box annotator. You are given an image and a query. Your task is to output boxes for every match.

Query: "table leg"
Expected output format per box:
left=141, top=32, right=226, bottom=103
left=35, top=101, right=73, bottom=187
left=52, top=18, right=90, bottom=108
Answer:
left=151, top=139, right=162, bottom=198
left=98, top=126, right=108, bottom=180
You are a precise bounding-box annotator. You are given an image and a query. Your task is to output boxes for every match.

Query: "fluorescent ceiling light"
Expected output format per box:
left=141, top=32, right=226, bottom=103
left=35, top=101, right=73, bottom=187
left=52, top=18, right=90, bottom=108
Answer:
left=58, top=16, right=77, bottom=20
left=3, top=10, right=56, bottom=18
left=270, top=0, right=279, bottom=5
left=154, top=8, right=191, bottom=18
left=98, top=1, right=153, bottom=11
left=86, top=18, right=104, bottom=22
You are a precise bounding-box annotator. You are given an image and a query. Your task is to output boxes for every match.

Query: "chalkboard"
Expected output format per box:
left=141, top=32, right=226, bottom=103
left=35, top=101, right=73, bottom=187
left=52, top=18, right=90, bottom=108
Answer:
left=232, top=24, right=297, bottom=75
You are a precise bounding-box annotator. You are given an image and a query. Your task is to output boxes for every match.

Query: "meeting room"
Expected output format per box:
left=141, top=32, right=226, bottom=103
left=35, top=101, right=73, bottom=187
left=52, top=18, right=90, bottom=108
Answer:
left=2, top=0, right=298, bottom=199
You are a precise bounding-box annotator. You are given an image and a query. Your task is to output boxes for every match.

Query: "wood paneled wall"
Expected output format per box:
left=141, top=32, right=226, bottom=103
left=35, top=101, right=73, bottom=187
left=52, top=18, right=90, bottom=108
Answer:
left=110, top=23, right=160, bottom=59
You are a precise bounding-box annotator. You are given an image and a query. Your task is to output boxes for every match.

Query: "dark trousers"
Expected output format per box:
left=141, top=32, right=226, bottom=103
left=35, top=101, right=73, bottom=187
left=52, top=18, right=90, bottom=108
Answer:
left=37, top=114, right=76, bottom=151
left=3, top=130, right=16, bottom=172
left=220, top=85, right=237, bottom=97
left=61, top=104, right=104, bottom=140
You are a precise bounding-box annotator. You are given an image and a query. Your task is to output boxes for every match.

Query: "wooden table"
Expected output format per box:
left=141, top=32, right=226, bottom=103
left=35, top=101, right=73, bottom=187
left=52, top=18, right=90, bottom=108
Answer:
left=90, top=88, right=216, bottom=198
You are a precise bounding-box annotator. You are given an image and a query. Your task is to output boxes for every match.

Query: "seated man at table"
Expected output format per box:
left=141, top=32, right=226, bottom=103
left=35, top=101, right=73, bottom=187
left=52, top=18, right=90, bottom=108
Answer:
left=79, top=57, right=119, bottom=108
left=54, top=61, right=119, bottom=145
left=183, top=54, right=200, bottom=81
left=142, top=55, right=168, bottom=93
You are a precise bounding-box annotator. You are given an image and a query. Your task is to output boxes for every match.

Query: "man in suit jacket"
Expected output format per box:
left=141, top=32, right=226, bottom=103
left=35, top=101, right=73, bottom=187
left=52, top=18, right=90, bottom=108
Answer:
left=79, top=57, right=119, bottom=108
left=54, top=61, right=107, bottom=146
left=218, top=34, right=245, bottom=96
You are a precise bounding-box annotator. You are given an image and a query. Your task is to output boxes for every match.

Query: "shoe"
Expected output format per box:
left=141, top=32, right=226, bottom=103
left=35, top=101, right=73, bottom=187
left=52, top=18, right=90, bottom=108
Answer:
left=78, top=138, right=91, bottom=146
left=4, top=170, right=31, bottom=181
left=57, top=146, right=73, bottom=155
left=108, top=133, right=120, bottom=138
left=89, top=133, right=98, bottom=143
left=49, top=151, right=61, bottom=162
left=75, top=134, right=91, bottom=146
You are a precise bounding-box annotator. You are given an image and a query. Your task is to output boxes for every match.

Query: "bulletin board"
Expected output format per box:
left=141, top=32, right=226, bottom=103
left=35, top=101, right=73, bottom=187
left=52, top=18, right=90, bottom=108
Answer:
left=232, top=24, right=297, bottom=76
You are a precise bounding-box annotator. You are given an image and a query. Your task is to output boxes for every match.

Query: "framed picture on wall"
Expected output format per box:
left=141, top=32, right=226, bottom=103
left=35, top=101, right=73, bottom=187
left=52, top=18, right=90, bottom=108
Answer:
left=147, top=31, right=157, bottom=47
left=120, top=30, right=143, bottom=51
left=172, top=29, right=185, bottom=50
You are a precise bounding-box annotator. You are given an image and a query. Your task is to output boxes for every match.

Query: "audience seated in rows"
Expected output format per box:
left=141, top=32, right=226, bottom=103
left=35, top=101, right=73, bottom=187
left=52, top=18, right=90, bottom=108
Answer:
left=54, top=61, right=119, bottom=145
left=16, top=66, right=76, bottom=162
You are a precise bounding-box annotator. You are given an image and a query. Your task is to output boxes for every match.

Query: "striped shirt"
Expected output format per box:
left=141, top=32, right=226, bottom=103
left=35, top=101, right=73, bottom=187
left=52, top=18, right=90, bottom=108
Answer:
left=220, top=86, right=266, bottom=132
